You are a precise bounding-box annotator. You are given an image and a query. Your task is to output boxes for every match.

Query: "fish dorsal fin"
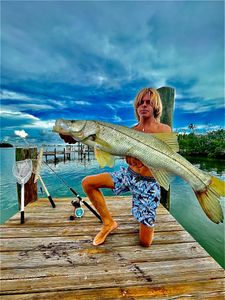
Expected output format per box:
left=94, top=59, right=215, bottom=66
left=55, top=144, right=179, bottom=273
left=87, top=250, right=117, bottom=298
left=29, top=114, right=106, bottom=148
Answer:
left=152, top=133, right=179, bottom=152
left=149, top=168, right=172, bottom=191
left=94, top=147, right=115, bottom=168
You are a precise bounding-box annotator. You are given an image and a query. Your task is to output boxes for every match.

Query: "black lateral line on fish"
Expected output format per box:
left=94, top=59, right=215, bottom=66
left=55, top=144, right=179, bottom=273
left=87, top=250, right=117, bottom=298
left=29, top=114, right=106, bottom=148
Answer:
left=96, top=121, right=209, bottom=188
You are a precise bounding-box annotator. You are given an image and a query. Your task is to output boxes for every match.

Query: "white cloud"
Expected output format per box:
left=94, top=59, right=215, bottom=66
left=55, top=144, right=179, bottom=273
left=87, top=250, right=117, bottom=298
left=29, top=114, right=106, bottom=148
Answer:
left=0, top=109, right=54, bottom=130
left=23, top=104, right=54, bottom=110
left=117, top=100, right=135, bottom=107
left=113, top=115, right=122, bottom=122
left=105, top=104, right=123, bottom=123
left=74, top=100, right=92, bottom=106
left=25, top=120, right=55, bottom=129
left=1, top=89, right=62, bottom=111
left=14, top=129, right=28, bottom=138
left=1, top=89, right=33, bottom=101
left=3, top=103, right=54, bottom=111
left=0, top=110, right=39, bottom=120
left=175, top=98, right=224, bottom=113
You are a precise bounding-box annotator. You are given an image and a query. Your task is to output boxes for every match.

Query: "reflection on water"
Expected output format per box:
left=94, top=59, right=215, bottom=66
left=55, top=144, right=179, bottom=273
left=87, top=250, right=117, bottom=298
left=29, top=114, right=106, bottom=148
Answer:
left=0, top=148, right=224, bottom=268
left=184, top=155, right=225, bottom=175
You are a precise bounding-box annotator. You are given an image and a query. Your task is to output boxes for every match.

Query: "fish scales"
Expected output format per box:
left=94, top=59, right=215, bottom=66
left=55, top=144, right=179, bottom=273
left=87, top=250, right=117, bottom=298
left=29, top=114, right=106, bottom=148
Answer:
left=97, top=121, right=210, bottom=191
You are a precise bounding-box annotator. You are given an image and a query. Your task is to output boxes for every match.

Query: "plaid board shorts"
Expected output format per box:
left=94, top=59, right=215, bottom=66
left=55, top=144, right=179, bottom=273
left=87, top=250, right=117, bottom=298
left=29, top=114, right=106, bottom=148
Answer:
left=110, top=167, right=161, bottom=227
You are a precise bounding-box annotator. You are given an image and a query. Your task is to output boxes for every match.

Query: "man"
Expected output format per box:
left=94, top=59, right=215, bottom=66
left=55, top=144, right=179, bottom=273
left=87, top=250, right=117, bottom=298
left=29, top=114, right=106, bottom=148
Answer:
left=81, top=88, right=171, bottom=246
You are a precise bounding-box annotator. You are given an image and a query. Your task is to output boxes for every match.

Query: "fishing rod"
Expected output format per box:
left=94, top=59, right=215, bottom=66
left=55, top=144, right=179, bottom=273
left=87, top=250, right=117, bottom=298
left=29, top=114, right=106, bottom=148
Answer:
left=42, top=161, right=102, bottom=222
left=34, top=147, right=56, bottom=208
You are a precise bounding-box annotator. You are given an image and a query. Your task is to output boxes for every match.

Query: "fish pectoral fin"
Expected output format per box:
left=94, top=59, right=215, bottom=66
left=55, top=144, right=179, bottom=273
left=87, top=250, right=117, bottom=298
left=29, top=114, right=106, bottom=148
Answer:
left=149, top=168, right=172, bottom=191
left=152, top=133, right=179, bottom=152
left=94, top=147, right=115, bottom=168
left=95, top=137, right=112, bottom=149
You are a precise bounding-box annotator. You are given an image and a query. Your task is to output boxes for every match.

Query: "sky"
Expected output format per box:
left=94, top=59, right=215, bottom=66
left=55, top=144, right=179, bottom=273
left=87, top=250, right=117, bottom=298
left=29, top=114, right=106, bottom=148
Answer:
left=1, top=0, right=224, bottom=145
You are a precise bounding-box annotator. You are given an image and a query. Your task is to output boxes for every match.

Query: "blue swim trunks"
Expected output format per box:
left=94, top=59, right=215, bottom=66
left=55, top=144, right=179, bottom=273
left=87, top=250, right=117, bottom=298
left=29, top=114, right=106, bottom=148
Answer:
left=110, top=167, right=160, bottom=227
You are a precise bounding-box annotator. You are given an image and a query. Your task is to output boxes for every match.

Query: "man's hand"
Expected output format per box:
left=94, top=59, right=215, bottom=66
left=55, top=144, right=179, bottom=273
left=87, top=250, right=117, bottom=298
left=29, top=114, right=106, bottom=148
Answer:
left=59, top=134, right=77, bottom=144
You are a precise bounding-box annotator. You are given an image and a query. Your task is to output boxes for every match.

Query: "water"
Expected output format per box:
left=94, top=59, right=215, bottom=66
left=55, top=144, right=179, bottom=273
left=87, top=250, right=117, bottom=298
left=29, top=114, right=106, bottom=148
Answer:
left=0, top=148, right=18, bottom=223
left=0, top=148, right=224, bottom=268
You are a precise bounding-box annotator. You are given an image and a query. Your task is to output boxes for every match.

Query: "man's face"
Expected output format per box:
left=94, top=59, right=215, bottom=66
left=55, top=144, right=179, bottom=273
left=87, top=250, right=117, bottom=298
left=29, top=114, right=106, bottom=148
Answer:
left=137, top=93, right=154, bottom=119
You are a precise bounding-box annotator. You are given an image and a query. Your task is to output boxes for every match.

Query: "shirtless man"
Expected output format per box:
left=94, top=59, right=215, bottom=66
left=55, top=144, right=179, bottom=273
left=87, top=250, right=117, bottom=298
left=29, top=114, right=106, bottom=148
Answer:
left=81, top=88, right=171, bottom=246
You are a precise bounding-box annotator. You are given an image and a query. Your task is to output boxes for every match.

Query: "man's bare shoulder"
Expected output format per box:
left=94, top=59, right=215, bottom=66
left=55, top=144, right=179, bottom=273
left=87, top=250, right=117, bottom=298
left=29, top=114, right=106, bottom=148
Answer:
left=157, top=123, right=172, bottom=133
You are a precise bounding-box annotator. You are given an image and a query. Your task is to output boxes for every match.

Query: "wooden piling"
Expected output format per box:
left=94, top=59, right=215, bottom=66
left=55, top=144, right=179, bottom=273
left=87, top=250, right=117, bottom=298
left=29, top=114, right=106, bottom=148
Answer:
left=15, top=147, right=38, bottom=207
left=157, top=86, right=175, bottom=127
left=157, top=86, right=175, bottom=211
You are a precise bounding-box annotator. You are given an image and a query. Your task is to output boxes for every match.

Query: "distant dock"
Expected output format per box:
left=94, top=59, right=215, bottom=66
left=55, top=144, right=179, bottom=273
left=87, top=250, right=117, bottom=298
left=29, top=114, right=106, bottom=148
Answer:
left=1, top=196, right=224, bottom=299
left=43, top=143, right=94, bottom=162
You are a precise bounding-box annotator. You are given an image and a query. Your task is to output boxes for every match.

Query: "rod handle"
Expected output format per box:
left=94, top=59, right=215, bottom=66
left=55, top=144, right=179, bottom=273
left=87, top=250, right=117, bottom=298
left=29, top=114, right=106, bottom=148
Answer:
left=21, top=211, right=25, bottom=224
left=48, top=195, right=56, bottom=208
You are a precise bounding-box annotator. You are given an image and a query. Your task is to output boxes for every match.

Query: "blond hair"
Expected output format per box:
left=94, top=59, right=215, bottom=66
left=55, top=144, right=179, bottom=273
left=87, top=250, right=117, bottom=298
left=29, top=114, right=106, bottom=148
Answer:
left=134, top=88, right=162, bottom=122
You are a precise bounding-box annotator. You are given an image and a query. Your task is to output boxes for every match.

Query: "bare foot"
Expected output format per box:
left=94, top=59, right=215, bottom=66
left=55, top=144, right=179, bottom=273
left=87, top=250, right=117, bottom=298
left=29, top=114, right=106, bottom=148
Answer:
left=93, top=221, right=118, bottom=246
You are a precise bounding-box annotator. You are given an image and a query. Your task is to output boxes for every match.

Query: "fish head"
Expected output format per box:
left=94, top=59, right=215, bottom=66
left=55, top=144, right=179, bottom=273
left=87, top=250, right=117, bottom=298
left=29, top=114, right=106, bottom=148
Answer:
left=53, top=119, right=98, bottom=142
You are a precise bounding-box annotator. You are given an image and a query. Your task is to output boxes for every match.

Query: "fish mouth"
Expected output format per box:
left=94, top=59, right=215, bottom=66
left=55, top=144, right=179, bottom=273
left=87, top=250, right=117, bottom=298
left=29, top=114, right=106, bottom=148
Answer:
left=53, top=119, right=87, bottom=141
left=53, top=119, right=70, bottom=134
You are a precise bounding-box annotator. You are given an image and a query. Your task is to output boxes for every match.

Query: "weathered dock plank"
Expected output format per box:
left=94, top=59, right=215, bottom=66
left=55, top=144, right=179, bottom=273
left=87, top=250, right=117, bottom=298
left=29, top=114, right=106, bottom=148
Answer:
left=0, top=222, right=182, bottom=238
left=1, top=259, right=224, bottom=295
left=0, top=196, right=224, bottom=299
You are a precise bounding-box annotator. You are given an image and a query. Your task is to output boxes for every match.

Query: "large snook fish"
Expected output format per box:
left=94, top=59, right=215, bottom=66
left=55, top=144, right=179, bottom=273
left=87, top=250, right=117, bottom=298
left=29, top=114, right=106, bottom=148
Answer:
left=53, top=119, right=224, bottom=224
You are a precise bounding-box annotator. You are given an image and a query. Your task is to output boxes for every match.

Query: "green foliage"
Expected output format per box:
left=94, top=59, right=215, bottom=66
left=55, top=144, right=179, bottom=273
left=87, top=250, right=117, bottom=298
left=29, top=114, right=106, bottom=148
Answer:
left=0, top=142, right=13, bottom=148
left=178, top=129, right=225, bottom=158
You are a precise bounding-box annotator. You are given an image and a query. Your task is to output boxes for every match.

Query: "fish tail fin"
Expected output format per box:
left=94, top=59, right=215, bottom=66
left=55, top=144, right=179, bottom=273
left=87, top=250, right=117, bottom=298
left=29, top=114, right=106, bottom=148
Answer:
left=195, top=176, right=224, bottom=224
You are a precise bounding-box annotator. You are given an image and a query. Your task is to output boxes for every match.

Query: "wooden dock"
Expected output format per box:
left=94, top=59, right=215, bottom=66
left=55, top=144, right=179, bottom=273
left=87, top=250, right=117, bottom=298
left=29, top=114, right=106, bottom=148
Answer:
left=0, top=196, right=224, bottom=299
left=43, top=147, right=74, bottom=161
left=43, top=144, right=93, bottom=162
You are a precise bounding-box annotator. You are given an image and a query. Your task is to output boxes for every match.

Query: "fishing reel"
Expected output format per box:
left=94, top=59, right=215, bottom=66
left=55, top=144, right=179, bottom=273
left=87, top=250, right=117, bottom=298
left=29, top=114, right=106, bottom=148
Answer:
left=70, top=200, right=84, bottom=220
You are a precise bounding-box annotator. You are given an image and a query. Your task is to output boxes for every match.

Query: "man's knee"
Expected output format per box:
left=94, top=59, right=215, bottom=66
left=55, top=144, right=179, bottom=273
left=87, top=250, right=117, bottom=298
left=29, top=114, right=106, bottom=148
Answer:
left=139, top=224, right=154, bottom=247
left=82, top=176, right=94, bottom=192
left=139, top=234, right=153, bottom=247
left=139, top=239, right=151, bottom=247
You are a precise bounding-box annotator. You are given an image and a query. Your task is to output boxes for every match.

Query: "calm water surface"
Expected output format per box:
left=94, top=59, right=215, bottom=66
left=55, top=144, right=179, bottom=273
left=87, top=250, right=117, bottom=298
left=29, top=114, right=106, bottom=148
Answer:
left=0, top=148, right=224, bottom=268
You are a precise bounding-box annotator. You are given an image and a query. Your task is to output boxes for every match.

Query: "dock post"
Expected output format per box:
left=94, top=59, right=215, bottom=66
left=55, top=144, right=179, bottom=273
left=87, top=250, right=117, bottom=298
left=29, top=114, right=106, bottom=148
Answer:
left=157, top=86, right=175, bottom=127
left=67, top=146, right=71, bottom=160
left=63, top=147, right=66, bottom=162
left=80, top=144, right=83, bottom=160
left=78, top=143, right=81, bottom=158
left=157, top=86, right=175, bottom=211
left=68, top=148, right=71, bottom=160
left=87, top=146, right=90, bottom=160
left=15, top=147, right=38, bottom=208
left=54, top=148, right=57, bottom=163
